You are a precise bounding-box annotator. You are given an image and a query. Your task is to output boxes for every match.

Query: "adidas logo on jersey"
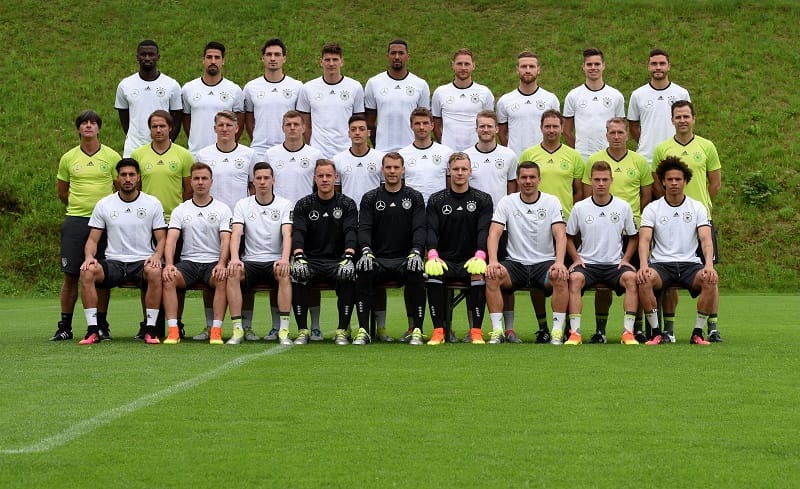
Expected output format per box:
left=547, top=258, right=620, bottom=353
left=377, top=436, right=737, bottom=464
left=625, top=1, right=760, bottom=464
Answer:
left=208, top=91, right=214, bottom=96
left=673, top=212, right=680, bottom=217
left=329, top=90, right=336, bottom=95
left=525, top=100, right=532, bottom=104
left=394, top=85, right=401, bottom=89
left=271, top=88, right=278, bottom=92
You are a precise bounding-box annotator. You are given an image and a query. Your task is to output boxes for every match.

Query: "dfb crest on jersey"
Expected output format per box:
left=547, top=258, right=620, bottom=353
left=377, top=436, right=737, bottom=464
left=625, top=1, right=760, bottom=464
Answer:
left=693, top=151, right=703, bottom=162
left=367, top=163, right=377, bottom=173
left=536, top=100, right=547, bottom=110
left=169, top=161, right=178, bottom=172
left=610, top=212, right=620, bottom=223
left=495, top=159, right=505, bottom=169
left=433, top=155, right=442, bottom=165
left=235, top=158, right=245, bottom=169
left=401, top=198, right=412, bottom=210
left=208, top=212, right=219, bottom=224
left=156, top=87, right=166, bottom=98
left=220, top=92, right=231, bottom=102
left=340, top=90, right=350, bottom=101
left=309, top=210, right=320, bottom=221
left=270, top=209, right=281, bottom=221
left=405, top=86, right=416, bottom=96
left=627, top=168, right=637, bottom=178
left=137, top=208, right=148, bottom=219
left=466, top=201, right=477, bottom=212
left=560, top=161, right=569, bottom=170
left=682, top=212, right=693, bottom=223
left=667, top=95, right=678, bottom=105
left=100, top=162, right=110, bottom=172
left=333, top=207, right=343, bottom=219
left=602, top=96, right=613, bottom=108
left=282, top=89, right=293, bottom=99
left=300, top=158, right=310, bottom=168
left=536, top=208, right=547, bottom=220
left=585, top=215, right=595, bottom=224
left=470, top=93, right=481, bottom=104
left=375, top=200, right=386, bottom=211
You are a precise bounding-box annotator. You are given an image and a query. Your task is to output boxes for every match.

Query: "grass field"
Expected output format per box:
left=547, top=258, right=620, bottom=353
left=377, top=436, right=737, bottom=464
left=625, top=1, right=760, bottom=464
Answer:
left=2, top=292, right=799, bottom=488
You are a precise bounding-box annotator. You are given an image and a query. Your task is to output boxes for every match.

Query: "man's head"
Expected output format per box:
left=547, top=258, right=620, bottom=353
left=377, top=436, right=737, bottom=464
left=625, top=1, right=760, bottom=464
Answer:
left=452, top=48, right=475, bottom=82
left=517, top=51, right=541, bottom=84
left=387, top=39, right=409, bottom=72
left=190, top=162, right=213, bottom=195
left=213, top=110, right=238, bottom=142
left=261, top=38, right=287, bottom=72
left=320, top=42, right=344, bottom=78
left=148, top=109, right=173, bottom=142
left=348, top=114, right=370, bottom=146
left=381, top=152, right=405, bottom=186
left=540, top=109, right=564, bottom=144
left=655, top=155, right=693, bottom=186
left=476, top=110, right=499, bottom=144
left=313, top=159, right=337, bottom=196
left=281, top=109, right=305, bottom=139
left=605, top=117, right=629, bottom=149
left=203, top=41, right=225, bottom=77
left=671, top=100, right=695, bottom=136
left=648, top=48, right=670, bottom=82
left=589, top=161, right=613, bottom=197
left=448, top=152, right=472, bottom=189
left=75, top=110, right=102, bottom=140
left=516, top=161, right=541, bottom=195
left=410, top=107, right=434, bottom=140
left=116, top=158, right=141, bottom=192
left=582, top=47, right=605, bottom=82
left=137, top=40, right=160, bottom=72
left=252, top=161, right=275, bottom=192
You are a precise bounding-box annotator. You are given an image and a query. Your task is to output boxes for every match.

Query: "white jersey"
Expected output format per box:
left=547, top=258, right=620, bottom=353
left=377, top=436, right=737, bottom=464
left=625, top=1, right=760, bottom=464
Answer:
left=431, top=81, right=494, bottom=151
left=233, top=194, right=293, bottom=262
left=168, top=198, right=232, bottom=263
left=333, top=148, right=385, bottom=207
left=296, top=76, right=365, bottom=158
left=495, top=87, right=560, bottom=155
left=563, top=83, right=625, bottom=159
left=492, top=192, right=564, bottom=265
left=181, top=77, right=244, bottom=154
left=567, top=196, right=637, bottom=264
left=194, top=143, right=255, bottom=211
left=641, top=195, right=709, bottom=264
left=627, top=82, right=691, bottom=164
left=89, top=191, right=167, bottom=262
left=463, top=144, right=518, bottom=209
left=243, top=74, right=303, bottom=157
left=364, top=71, right=431, bottom=151
left=399, top=142, right=453, bottom=204
left=265, top=143, right=322, bottom=205
left=115, top=72, right=182, bottom=157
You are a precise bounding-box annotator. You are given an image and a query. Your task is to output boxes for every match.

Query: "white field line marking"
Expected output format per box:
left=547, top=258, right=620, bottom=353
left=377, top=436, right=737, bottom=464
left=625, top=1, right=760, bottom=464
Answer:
left=0, top=345, right=291, bottom=454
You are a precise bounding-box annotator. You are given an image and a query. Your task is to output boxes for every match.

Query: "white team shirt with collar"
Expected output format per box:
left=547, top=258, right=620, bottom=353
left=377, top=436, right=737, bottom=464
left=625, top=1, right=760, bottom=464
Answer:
left=563, top=83, right=625, bottom=160
left=194, top=143, right=255, bottom=211
left=640, top=195, right=709, bottom=264
left=567, top=195, right=637, bottom=264
left=495, top=87, right=560, bottom=156
left=364, top=71, right=431, bottom=151
left=463, top=144, right=518, bottom=210
left=333, top=147, right=385, bottom=207
left=181, top=77, right=245, bottom=154
left=296, top=76, right=365, bottom=158
left=168, top=198, right=232, bottom=263
left=115, top=73, right=182, bottom=157
left=399, top=141, right=453, bottom=204
left=232, top=194, right=293, bottom=262
left=89, top=191, right=167, bottom=262
left=627, top=82, right=691, bottom=164
left=431, top=81, right=495, bottom=151
left=492, top=192, right=565, bottom=265
left=243, top=74, right=303, bottom=157
left=265, top=143, right=322, bottom=205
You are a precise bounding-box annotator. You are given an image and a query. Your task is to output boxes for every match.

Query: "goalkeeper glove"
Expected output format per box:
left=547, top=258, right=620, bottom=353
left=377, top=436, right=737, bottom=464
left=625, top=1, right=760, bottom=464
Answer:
left=424, top=249, right=448, bottom=277
left=406, top=248, right=424, bottom=273
left=356, top=247, right=375, bottom=272
left=464, top=250, right=487, bottom=275
left=337, top=252, right=356, bottom=281
left=291, top=252, right=310, bottom=282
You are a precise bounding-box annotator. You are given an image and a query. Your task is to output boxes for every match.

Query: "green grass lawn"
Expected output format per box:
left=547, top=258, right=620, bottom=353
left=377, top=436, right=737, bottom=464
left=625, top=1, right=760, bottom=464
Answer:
left=1, top=292, right=798, bottom=488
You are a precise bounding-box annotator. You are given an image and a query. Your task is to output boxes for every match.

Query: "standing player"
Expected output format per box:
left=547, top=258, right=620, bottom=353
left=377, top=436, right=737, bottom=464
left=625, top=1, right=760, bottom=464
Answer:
left=566, top=161, right=639, bottom=345
left=496, top=51, right=560, bottom=156
left=243, top=38, right=303, bottom=161
left=364, top=39, right=430, bottom=152
left=627, top=48, right=691, bottom=165
left=181, top=41, right=245, bottom=154
left=333, top=114, right=384, bottom=208
left=562, top=48, right=625, bottom=160
left=52, top=110, right=119, bottom=342
left=290, top=159, right=359, bottom=345
left=115, top=40, right=182, bottom=157
left=161, top=163, right=231, bottom=345
left=582, top=117, right=653, bottom=343
left=652, top=100, right=722, bottom=342
left=424, top=152, right=493, bottom=345
left=296, top=42, right=365, bottom=158
left=399, top=107, right=453, bottom=204
left=485, top=161, right=569, bottom=344
left=352, top=152, right=427, bottom=345
left=637, top=156, right=719, bottom=345
left=78, top=159, right=167, bottom=344
left=227, top=163, right=294, bottom=345
left=431, top=48, right=494, bottom=152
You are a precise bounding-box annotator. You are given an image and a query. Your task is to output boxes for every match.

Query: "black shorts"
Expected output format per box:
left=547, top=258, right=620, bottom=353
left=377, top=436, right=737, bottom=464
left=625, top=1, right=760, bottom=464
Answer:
left=293, top=258, right=341, bottom=286
left=502, top=259, right=554, bottom=293
left=61, top=216, right=106, bottom=275
left=243, top=261, right=278, bottom=292
left=176, top=261, right=215, bottom=288
left=571, top=263, right=634, bottom=295
left=425, top=259, right=471, bottom=284
left=371, top=256, right=418, bottom=284
left=99, top=259, right=145, bottom=289
left=650, top=262, right=704, bottom=298
left=697, top=220, right=719, bottom=265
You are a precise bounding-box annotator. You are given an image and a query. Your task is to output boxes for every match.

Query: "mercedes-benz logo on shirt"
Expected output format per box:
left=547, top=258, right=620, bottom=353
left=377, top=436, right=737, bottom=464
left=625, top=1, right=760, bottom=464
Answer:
left=442, top=204, right=452, bottom=215
left=309, top=210, right=320, bottom=221
left=375, top=201, right=386, bottom=211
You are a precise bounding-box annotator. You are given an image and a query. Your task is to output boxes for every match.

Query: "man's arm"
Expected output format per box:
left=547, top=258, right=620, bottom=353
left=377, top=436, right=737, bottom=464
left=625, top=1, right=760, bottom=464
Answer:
left=365, top=108, right=377, bottom=147
left=562, top=117, right=576, bottom=147
left=433, top=117, right=443, bottom=143
left=708, top=169, right=721, bottom=200
left=486, top=222, right=504, bottom=265
left=552, top=222, right=567, bottom=267
left=148, top=228, right=167, bottom=268
left=57, top=179, right=69, bottom=205
left=636, top=227, right=653, bottom=283
left=169, top=110, right=183, bottom=140
left=164, top=228, right=180, bottom=267
left=301, top=112, right=312, bottom=144
left=182, top=114, right=192, bottom=140
left=236, top=112, right=246, bottom=142
left=182, top=177, right=192, bottom=201
left=507, top=179, right=518, bottom=195
left=118, top=109, right=130, bottom=135
left=640, top=184, right=653, bottom=211
left=245, top=112, right=256, bottom=141
left=228, top=223, right=244, bottom=265
left=82, top=228, right=104, bottom=266
left=498, top=123, right=509, bottom=147
left=572, top=178, right=583, bottom=203
left=629, top=120, right=641, bottom=143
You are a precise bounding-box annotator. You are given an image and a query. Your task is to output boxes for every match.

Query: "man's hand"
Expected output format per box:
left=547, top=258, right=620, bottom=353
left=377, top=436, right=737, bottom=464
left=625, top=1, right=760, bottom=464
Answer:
left=356, top=247, right=375, bottom=272
left=464, top=250, right=487, bottom=275
left=291, top=252, right=310, bottom=282
left=337, top=252, right=355, bottom=281
left=406, top=248, right=424, bottom=273
left=424, top=249, right=448, bottom=277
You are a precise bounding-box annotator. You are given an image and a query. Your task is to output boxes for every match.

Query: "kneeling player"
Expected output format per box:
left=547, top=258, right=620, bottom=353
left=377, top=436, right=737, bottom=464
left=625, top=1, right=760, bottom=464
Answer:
left=162, top=163, right=232, bottom=345
left=566, top=161, right=639, bottom=345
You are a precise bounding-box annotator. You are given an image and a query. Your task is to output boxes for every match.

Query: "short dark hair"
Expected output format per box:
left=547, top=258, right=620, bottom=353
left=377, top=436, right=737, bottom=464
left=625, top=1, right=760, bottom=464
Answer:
left=671, top=100, right=695, bottom=117
left=116, top=158, right=140, bottom=173
left=649, top=48, right=670, bottom=61
left=315, top=159, right=336, bottom=172
left=282, top=109, right=304, bottom=123
left=191, top=162, right=213, bottom=177
left=137, top=39, right=159, bottom=52
left=410, top=107, right=433, bottom=123
left=655, top=156, right=693, bottom=184
left=590, top=161, right=612, bottom=176
left=75, top=110, right=102, bottom=130
left=453, top=48, right=473, bottom=61
left=148, top=109, right=173, bottom=128
left=583, top=47, right=604, bottom=61
left=541, top=109, right=564, bottom=126
left=382, top=152, right=404, bottom=166
left=517, top=51, right=540, bottom=64
left=253, top=161, right=274, bottom=176
left=204, top=41, right=226, bottom=57
left=387, top=39, right=408, bottom=52
left=262, top=38, right=287, bottom=56
left=348, top=113, right=367, bottom=126
left=517, top=161, right=541, bottom=177
left=321, top=42, right=343, bottom=57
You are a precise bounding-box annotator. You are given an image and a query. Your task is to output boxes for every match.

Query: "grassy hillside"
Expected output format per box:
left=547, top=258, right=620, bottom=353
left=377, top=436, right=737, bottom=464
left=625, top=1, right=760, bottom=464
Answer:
left=1, top=0, right=798, bottom=293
